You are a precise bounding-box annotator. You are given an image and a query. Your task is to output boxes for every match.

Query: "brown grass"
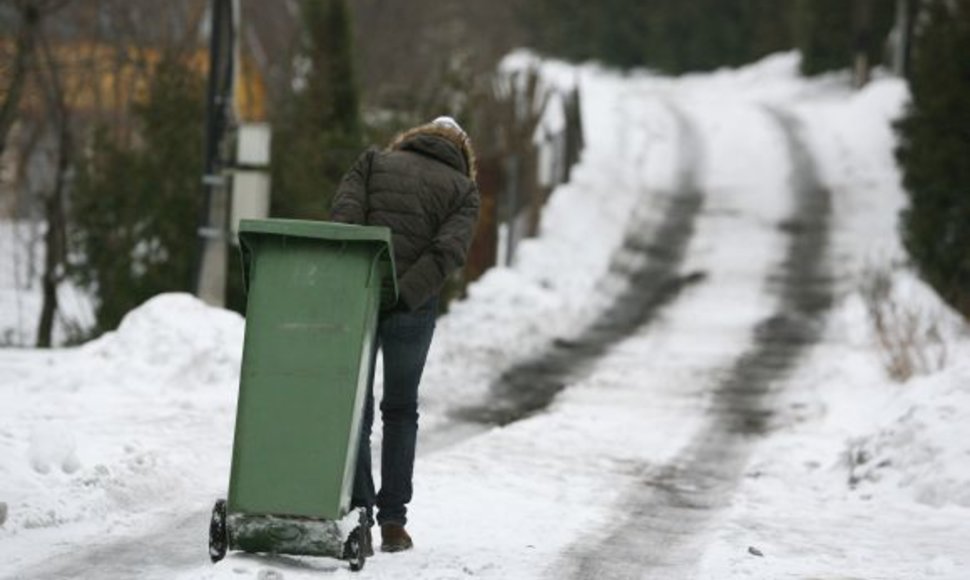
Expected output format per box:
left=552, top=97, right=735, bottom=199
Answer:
left=859, top=264, right=947, bottom=382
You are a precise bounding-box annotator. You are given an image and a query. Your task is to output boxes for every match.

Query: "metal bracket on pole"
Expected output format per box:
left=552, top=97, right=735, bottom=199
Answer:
left=203, top=173, right=229, bottom=187
left=198, top=226, right=227, bottom=240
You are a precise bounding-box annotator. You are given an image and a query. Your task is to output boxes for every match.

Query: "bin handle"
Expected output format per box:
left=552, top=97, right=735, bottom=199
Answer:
left=366, top=247, right=385, bottom=290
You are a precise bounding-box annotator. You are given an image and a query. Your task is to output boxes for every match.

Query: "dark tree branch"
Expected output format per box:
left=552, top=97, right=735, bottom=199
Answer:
left=0, top=0, right=74, bottom=156
left=0, top=2, right=40, bottom=157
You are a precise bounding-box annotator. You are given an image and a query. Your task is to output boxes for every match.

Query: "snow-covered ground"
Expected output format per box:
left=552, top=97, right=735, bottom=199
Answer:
left=2, top=53, right=969, bottom=579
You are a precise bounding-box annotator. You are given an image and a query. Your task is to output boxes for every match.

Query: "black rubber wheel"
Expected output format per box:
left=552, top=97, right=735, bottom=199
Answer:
left=344, top=525, right=366, bottom=572
left=209, top=499, right=228, bottom=563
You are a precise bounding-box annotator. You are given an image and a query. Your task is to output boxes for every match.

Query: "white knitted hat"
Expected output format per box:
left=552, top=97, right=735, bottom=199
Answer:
left=431, top=115, right=466, bottom=139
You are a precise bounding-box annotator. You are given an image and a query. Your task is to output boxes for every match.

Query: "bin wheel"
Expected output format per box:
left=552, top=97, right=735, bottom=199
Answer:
left=343, top=524, right=367, bottom=572
left=209, top=499, right=228, bottom=563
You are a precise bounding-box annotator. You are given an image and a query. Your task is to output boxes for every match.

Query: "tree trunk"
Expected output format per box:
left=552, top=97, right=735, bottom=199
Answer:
left=35, top=110, right=70, bottom=348
left=35, top=27, right=71, bottom=348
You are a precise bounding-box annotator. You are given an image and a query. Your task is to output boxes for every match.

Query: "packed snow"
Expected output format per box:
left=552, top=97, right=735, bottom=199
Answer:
left=1, top=52, right=968, bottom=579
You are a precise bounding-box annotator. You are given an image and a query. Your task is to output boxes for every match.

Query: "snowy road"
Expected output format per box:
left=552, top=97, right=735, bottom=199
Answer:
left=455, top=102, right=705, bottom=426
left=15, top=511, right=206, bottom=579
left=4, top=55, right=969, bottom=580
left=562, top=107, right=833, bottom=579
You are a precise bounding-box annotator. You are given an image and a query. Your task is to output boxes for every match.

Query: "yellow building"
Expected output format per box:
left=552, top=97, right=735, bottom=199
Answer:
left=0, top=35, right=268, bottom=218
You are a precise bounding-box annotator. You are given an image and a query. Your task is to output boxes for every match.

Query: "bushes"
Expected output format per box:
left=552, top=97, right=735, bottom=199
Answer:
left=70, top=57, right=205, bottom=334
left=895, top=0, right=970, bottom=319
left=794, top=0, right=895, bottom=77
left=522, top=0, right=793, bottom=73
left=522, top=0, right=895, bottom=76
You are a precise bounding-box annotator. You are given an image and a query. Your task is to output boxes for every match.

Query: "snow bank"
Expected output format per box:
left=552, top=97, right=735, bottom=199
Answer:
left=78, top=293, right=244, bottom=391
left=845, top=358, right=970, bottom=508
left=0, top=293, right=241, bottom=571
left=831, top=268, right=970, bottom=510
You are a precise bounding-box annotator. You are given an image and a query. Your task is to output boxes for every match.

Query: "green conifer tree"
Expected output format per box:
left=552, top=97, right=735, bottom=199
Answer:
left=270, top=0, right=363, bottom=220
left=795, top=0, right=896, bottom=76
left=521, top=0, right=793, bottom=73
left=794, top=0, right=853, bottom=75
left=895, top=0, right=970, bottom=317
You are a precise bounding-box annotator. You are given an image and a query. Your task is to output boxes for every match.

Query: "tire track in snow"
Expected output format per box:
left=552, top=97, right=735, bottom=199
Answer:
left=452, top=104, right=706, bottom=426
left=7, top=511, right=205, bottom=579
left=560, top=107, right=833, bottom=580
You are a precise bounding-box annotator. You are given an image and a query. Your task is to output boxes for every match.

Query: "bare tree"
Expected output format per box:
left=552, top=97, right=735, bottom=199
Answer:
left=0, top=1, right=39, bottom=157
left=33, top=21, right=73, bottom=347
left=1, top=1, right=75, bottom=150
left=347, top=0, right=528, bottom=112
left=0, top=0, right=75, bottom=346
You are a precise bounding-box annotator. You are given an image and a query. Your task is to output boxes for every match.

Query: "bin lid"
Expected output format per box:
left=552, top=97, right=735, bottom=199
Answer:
left=239, top=218, right=390, bottom=245
left=238, top=218, right=398, bottom=308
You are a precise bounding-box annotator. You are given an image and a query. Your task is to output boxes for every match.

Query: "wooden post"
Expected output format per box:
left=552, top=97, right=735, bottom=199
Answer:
left=853, top=0, right=873, bottom=88
left=893, top=0, right=913, bottom=77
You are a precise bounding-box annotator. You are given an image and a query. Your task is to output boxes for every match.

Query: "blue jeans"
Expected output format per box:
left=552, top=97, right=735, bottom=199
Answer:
left=352, top=297, right=437, bottom=526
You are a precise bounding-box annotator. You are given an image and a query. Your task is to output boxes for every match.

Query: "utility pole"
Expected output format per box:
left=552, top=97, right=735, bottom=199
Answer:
left=195, top=0, right=238, bottom=307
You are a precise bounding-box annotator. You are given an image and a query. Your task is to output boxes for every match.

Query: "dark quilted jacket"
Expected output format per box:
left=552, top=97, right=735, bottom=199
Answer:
left=329, top=124, right=480, bottom=311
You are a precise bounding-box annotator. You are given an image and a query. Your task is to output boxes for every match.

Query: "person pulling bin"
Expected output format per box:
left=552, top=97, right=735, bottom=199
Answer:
left=330, top=116, right=480, bottom=553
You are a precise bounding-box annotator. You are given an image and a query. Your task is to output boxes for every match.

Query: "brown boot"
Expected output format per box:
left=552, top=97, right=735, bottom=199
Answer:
left=380, top=523, right=413, bottom=553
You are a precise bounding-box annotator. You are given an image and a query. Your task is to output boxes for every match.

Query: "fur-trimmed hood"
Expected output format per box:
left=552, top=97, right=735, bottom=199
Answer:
left=388, top=122, right=477, bottom=180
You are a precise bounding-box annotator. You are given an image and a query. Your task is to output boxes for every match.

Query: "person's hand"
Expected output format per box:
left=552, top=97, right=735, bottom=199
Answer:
left=382, top=298, right=410, bottom=315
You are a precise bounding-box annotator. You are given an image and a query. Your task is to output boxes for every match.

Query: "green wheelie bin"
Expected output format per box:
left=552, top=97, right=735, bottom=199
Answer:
left=209, top=218, right=397, bottom=572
